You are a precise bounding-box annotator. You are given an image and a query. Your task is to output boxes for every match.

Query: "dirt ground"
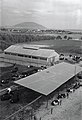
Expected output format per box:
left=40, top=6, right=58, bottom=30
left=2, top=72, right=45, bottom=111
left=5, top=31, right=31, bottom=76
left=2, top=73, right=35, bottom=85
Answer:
left=35, top=87, right=82, bottom=120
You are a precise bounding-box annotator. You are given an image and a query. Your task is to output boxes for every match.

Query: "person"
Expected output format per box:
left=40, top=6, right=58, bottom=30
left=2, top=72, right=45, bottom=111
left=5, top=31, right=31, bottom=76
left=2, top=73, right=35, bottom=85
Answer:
left=34, top=115, right=38, bottom=120
left=7, top=88, right=11, bottom=93
left=59, top=99, right=62, bottom=105
left=67, top=92, right=69, bottom=98
left=51, top=108, right=53, bottom=114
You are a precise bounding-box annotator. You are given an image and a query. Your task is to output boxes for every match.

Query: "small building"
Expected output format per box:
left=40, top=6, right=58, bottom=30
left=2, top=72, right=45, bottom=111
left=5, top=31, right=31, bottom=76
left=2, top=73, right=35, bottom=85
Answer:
left=3, top=44, right=59, bottom=67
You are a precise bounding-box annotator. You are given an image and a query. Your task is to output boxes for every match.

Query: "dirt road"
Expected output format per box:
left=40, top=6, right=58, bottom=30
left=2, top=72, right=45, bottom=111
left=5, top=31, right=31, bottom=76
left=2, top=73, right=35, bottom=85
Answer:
left=36, top=87, right=82, bottom=120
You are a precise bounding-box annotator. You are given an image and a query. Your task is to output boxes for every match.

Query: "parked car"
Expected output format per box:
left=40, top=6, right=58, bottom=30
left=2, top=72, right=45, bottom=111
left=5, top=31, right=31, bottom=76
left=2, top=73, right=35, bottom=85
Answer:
left=65, top=57, right=76, bottom=64
left=18, top=74, right=27, bottom=79
left=38, top=69, right=43, bottom=72
left=41, top=66, right=47, bottom=69
left=10, top=96, right=19, bottom=103
left=22, top=67, right=38, bottom=76
left=72, top=82, right=80, bottom=89
left=77, top=73, right=82, bottom=79
left=59, top=54, right=64, bottom=60
left=0, top=79, right=10, bottom=86
left=9, top=91, right=19, bottom=103
left=11, top=74, right=19, bottom=81
left=9, top=85, right=19, bottom=91
left=11, top=74, right=19, bottom=77
left=1, top=93, right=12, bottom=101
left=72, top=56, right=80, bottom=63
left=66, top=88, right=74, bottom=93
left=51, top=99, right=59, bottom=106
left=79, top=82, right=82, bottom=86
left=57, top=93, right=66, bottom=99
left=27, top=65, right=33, bottom=68
left=60, top=93, right=66, bottom=98
left=11, top=67, right=18, bottom=73
left=57, top=94, right=62, bottom=99
left=12, top=76, right=18, bottom=81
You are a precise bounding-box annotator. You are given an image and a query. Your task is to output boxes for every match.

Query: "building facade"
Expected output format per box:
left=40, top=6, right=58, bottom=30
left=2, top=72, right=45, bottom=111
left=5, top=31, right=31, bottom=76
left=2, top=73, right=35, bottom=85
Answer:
left=3, top=44, right=59, bottom=67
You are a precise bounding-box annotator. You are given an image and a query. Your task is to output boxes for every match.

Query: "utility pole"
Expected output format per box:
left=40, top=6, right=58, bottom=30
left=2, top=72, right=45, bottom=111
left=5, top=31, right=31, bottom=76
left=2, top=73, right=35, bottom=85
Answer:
left=74, top=66, right=77, bottom=81
left=1, top=0, right=4, bottom=27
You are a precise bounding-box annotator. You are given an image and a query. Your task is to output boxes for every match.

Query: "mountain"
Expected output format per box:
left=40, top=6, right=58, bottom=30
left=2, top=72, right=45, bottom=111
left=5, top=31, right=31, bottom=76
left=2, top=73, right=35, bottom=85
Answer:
left=13, top=22, right=46, bottom=30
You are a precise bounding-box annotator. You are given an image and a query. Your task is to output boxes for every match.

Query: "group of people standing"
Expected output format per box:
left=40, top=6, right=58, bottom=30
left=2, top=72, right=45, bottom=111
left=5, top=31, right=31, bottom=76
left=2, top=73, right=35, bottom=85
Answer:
left=57, top=91, right=69, bottom=105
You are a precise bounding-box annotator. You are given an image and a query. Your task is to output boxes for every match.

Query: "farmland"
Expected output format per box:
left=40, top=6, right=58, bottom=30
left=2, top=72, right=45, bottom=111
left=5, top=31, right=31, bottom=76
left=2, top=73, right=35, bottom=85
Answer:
left=31, top=39, right=82, bottom=56
left=0, top=29, right=82, bottom=56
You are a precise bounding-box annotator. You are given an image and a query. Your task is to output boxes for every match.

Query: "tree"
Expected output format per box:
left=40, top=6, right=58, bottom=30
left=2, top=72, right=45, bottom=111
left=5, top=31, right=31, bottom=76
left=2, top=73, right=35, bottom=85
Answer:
left=80, top=37, right=82, bottom=40
left=56, top=35, right=62, bottom=40
left=64, top=35, right=67, bottom=39
left=67, top=37, right=72, bottom=40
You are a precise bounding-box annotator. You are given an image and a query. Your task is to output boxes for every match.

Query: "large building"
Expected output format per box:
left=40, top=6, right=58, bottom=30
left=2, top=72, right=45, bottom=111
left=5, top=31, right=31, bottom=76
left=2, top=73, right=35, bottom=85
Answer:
left=15, top=62, right=82, bottom=95
left=3, top=44, right=59, bottom=67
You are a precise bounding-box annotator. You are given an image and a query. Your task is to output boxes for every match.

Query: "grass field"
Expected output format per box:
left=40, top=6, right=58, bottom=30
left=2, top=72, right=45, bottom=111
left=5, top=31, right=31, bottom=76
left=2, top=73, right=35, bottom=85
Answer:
left=31, top=39, right=82, bottom=56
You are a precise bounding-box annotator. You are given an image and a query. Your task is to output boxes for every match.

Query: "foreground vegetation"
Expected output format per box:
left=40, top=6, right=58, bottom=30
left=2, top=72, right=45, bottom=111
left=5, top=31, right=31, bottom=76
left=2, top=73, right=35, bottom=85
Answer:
left=0, top=32, right=56, bottom=50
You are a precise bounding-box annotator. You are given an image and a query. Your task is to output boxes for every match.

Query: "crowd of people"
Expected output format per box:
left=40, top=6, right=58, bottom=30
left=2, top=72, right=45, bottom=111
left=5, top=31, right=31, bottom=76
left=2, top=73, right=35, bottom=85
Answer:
left=51, top=81, right=81, bottom=106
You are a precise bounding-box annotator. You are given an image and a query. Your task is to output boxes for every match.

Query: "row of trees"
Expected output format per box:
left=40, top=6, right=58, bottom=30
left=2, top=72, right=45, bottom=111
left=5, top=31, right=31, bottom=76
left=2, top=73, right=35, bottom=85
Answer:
left=0, top=32, right=82, bottom=50
left=0, top=33, right=56, bottom=50
left=0, top=33, right=75, bottom=44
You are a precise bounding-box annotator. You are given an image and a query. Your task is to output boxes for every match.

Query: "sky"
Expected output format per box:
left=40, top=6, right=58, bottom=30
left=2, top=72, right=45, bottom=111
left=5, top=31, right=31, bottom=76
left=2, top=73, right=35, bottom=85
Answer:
left=0, top=0, right=82, bottom=29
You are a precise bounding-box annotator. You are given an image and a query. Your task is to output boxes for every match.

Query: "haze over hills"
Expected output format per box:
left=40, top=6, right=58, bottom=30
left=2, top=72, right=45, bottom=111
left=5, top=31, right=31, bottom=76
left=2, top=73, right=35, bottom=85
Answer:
left=13, top=22, right=47, bottom=30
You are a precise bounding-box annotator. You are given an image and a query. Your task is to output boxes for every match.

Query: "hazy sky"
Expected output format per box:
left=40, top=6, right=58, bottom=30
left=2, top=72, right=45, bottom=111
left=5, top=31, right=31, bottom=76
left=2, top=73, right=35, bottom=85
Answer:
left=0, top=0, right=82, bottom=29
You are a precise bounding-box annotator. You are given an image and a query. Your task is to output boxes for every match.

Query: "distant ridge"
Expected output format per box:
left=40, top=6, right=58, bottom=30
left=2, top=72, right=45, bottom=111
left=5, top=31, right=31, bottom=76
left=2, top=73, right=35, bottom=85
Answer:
left=65, top=29, right=82, bottom=32
left=13, top=22, right=46, bottom=30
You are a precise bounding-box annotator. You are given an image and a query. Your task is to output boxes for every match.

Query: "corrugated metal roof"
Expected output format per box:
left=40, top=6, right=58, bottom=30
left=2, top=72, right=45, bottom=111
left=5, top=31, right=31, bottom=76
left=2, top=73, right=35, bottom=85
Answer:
left=4, top=45, right=59, bottom=58
left=15, top=62, right=82, bottom=95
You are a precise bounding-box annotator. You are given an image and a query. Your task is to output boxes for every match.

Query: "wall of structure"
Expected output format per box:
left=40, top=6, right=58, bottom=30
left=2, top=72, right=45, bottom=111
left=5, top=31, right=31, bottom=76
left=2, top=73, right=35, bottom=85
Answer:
left=3, top=52, right=49, bottom=67
left=3, top=47, right=59, bottom=67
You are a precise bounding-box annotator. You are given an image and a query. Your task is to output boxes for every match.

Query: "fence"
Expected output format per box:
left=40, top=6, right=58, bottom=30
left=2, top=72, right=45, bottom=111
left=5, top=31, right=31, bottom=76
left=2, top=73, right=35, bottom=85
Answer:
left=3, top=92, right=59, bottom=120
left=4, top=95, right=42, bottom=120
left=2, top=83, right=66, bottom=120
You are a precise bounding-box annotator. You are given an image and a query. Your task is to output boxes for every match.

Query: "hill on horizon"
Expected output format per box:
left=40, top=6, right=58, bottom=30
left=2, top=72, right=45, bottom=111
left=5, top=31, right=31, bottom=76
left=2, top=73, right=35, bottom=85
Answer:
left=13, top=22, right=47, bottom=30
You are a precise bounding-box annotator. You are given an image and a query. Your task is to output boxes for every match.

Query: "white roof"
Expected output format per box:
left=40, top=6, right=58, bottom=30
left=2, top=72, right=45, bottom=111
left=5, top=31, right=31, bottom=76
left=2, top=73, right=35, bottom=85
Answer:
left=15, top=62, right=82, bottom=95
left=4, top=44, right=59, bottom=58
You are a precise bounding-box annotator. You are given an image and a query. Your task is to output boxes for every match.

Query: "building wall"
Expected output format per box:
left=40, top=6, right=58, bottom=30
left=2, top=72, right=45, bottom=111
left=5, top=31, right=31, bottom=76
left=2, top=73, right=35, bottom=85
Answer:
left=3, top=51, right=59, bottom=67
left=3, top=53, right=48, bottom=67
left=47, top=55, right=59, bottom=65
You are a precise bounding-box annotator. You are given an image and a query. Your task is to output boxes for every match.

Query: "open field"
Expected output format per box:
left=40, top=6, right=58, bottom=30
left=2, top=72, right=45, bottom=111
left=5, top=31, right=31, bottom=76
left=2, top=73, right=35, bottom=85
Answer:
left=0, top=30, right=82, bottom=51
left=31, top=39, right=82, bottom=56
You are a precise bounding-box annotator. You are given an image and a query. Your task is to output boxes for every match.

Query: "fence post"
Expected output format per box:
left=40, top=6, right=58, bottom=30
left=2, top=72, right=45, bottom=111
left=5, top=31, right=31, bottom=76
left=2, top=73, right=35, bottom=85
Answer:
left=33, top=115, right=38, bottom=120
left=30, top=109, right=33, bottom=120
left=51, top=108, right=53, bottom=114
left=46, top=97, right=48, bottom=109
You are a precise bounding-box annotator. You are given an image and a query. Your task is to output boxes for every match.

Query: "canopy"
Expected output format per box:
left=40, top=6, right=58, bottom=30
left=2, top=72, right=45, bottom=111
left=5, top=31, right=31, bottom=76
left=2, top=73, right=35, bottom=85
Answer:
left=15, top=62, right=82, bottom=95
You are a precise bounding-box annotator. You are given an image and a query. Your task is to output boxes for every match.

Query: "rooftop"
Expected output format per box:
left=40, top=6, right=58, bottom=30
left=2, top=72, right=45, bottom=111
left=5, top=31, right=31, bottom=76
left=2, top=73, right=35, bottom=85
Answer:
left=4, top=44, right=59, bottom=58
left=15, top=62, right=82, bottom=95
